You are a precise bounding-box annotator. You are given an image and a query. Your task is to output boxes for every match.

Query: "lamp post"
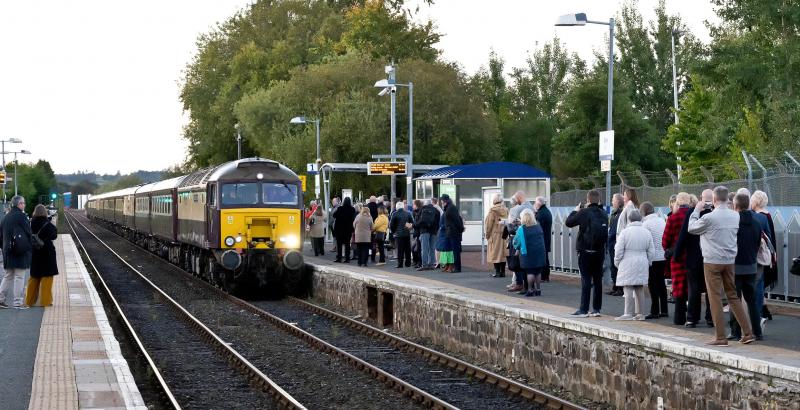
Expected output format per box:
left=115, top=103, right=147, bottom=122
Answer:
left=374, top=65, right=414, bottom=201
left=375, top=64, right=398, bottom=202
left=0, top=138, right=22, bottom=203
left=671, top=28, right=683, bottom=183
left=13, top=150, right=31, bottom=196
left=234, top=123, right=242, bottom=160
left=556, top=13, right=615, bottom=209
left=290, top=116, right=322, bottom=198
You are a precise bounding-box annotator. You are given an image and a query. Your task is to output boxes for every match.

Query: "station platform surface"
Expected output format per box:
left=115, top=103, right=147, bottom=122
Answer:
left=304, top=247, right=800, bottom=381
left=0, top=234, right=145, bottom=410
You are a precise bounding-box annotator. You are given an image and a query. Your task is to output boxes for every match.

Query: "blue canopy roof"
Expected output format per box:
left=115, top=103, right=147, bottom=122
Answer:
left=416, top=161, right=550, bottom=180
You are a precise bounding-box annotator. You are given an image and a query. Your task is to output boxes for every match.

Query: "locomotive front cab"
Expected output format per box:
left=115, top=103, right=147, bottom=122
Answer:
left=210, top=160, right=305, bottom=289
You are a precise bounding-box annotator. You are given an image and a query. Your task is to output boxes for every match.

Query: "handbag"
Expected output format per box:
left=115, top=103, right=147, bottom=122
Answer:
left=506, top=250, right=521, bottom=272
left=791, top=257, right=800, bottom=276
left=757, top=233, right=773, bottom=266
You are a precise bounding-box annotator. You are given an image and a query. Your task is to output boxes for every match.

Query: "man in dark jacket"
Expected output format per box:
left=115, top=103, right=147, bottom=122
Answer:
left=332, top=197, right=356, bottom=263
left=606, top=194, right=624, bottom=296
left=730, top=193, right=763, bottom=340
left=565, top=190, right=608, bottom=317
left=534, top=197, right=552, bottom=282
left=416, top=200, right=440, bottom=271
left=441, top=194, right=463, bottom=272
left=675, top=189, right=714, bottom=327
left=0, top=196, right=33, bottom=309
left=389, top=201, right=413, bottom=268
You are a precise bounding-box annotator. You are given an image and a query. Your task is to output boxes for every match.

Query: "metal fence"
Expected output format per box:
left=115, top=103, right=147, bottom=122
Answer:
left=551, top=150, right=800, bottom=208
left=548, top=206, right=800, bottom=303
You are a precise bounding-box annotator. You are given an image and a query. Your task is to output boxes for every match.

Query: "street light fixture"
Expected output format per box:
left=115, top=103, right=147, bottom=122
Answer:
left=374, top=68, right=414, bottom=202
left=2, top=149, right=32, bottom=197
left=671, top=28, right=684, bottom=183
left=0, top=138, right=22, bottom=203
left=556, top=12, right=615, bottom=210
left=290, top=116, right=322, bottom=198
left=234, top=123, right=242, bottom=160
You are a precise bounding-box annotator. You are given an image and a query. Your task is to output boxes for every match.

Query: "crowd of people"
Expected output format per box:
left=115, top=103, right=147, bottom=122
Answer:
left=567, top=186, right=776, bottom=346
left=306, top=185, right=780, bottom=346
left=305, top=194, right=464, bottom=272
left=0, top=195, right=59, bottom=310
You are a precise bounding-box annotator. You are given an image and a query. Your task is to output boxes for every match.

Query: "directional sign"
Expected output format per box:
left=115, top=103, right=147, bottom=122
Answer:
left=367, top=161, right=407, bottom=175
left=599, top=130, right=614, bottom=161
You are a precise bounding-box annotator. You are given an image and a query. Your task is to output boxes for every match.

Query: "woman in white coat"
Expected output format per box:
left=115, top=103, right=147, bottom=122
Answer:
left=616, top=188, right=641, bottom=235
left=614, top=209, right=655, bottom=321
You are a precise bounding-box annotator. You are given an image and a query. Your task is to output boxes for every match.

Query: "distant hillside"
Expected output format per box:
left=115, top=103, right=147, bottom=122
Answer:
left=56, top=170, right=163, bottom=187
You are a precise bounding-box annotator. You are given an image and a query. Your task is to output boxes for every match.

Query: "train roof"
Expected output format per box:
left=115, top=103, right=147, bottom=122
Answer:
left=88, top=159, right=298, bottom=200
left=206, top=158, right=299, bottom=183
left=136, top=175, right=187, bottom=195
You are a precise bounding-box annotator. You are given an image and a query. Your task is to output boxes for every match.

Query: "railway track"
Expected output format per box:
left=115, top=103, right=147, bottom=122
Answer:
left=68, top=210, right=583, bottom=409
left=66, top=212, right=303, bottom=409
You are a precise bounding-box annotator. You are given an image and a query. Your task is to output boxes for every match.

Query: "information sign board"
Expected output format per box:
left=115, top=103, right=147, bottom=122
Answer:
left=599, top=130, right=615, bottom=161
left=367, top=161, right=407, bottom=175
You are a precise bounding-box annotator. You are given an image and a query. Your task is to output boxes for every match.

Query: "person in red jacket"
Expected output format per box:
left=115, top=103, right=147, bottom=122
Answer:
left=663, top=192, right=693, bottom=325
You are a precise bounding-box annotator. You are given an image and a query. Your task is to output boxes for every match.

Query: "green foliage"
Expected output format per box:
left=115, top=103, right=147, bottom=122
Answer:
left=234, top=54, right=499, bottom=195
left=180, top=0, right=440, bottom=168
left=4, top=160, right=57, bottom=214
left=337, top=0, right=440, bottom=61
left=552, top=63, right=661, bottom=178
left=96, top=175, right=144, bottom=194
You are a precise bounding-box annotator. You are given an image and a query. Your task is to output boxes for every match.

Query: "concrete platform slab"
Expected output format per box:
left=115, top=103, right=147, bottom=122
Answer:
left=0, top=234, right=147, bottom=410
left=305, top=249, right=800, bottom=408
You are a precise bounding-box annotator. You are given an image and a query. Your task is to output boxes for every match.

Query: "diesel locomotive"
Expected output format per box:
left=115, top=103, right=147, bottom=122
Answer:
left=85, top=158, right=305, bottom=294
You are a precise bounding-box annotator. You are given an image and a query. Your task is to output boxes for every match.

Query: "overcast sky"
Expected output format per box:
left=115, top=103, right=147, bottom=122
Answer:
left=0, top=1, right=718, bottom=175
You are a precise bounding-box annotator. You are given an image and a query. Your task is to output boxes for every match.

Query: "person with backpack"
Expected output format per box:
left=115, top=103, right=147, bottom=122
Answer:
left=0, top=196, right=33, bottom=309
left=389, top=201, right=413, bottom=268
left=565, top=189, right=608, bottom=317
left=416, top=199, right=440, bottom=271
left=25, top=204, right=58, bottom=306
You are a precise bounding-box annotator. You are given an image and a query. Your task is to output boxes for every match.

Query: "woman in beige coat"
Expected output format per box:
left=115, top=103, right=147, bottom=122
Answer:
left=353, top=207, right=374, bottom=267
left=484, top=193, right=509, bottom=277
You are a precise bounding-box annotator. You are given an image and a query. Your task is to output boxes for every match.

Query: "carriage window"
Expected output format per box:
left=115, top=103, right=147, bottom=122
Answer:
left=263, top=183, right=298, bottom=205
left=222, top=183, right=258, bottom=205
left=209, top=185, right=216, bottom=206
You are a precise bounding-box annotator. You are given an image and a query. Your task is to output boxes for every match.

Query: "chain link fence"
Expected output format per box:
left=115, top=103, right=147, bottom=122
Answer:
left=551, top=151, right=800, bottom=207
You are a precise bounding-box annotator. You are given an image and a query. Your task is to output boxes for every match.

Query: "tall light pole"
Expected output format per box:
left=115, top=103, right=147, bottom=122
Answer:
left=375, top=64, right=398, bottom=202
left=556, top=13, right=615, bottom=209
left=12, top=150, right=31, bottom=196
left=290, top=116, right=322, bottom=198
left=0, top=138, right=22, bottom=203
left=671, top=28, right=682, bottom=183
left=234, top=123, right=242, bottom=160
left=375, top=79, right=414, bottom=201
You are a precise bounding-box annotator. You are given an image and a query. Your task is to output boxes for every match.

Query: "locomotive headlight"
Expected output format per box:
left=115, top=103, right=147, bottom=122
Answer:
left=235, top=235, right=243, bottom=243
left=224, top=236, right=235, bottom=247
left=279, top=235, right=299, bottom=247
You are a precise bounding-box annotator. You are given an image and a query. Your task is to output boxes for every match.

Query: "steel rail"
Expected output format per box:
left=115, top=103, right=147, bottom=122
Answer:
left=287, top=297, right=587, bottom=410
left=66, top=212, right=306, bottom=410
left=64, top=213, right=182, bottom=410
left=72, top=211, right=456, bottom=410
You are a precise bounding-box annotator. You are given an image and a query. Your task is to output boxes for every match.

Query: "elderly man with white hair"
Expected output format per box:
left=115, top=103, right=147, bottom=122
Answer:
left=534, top=196, right=552, bottom=282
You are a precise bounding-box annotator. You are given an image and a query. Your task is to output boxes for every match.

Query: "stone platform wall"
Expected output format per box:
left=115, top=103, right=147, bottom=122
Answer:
left=310, top=265, right=800, bottom=409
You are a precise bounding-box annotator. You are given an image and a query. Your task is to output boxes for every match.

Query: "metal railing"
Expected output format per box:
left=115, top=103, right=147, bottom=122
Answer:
left=548, top=207, right=800, bottom=303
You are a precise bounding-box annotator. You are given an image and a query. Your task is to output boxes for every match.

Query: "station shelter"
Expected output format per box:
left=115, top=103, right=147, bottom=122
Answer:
left=415, top=161, right=551, bottom=246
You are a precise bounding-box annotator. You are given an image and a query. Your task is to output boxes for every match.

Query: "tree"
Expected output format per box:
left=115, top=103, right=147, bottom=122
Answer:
left=234, top=54, right=500, bottom=195
left=551, top=62, right=660, bottom=179
left=96, top=175, right=143, bottom=194
left=180, top=0, right=440, bottom=168
left=4, top=160, right=58, bottom=214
